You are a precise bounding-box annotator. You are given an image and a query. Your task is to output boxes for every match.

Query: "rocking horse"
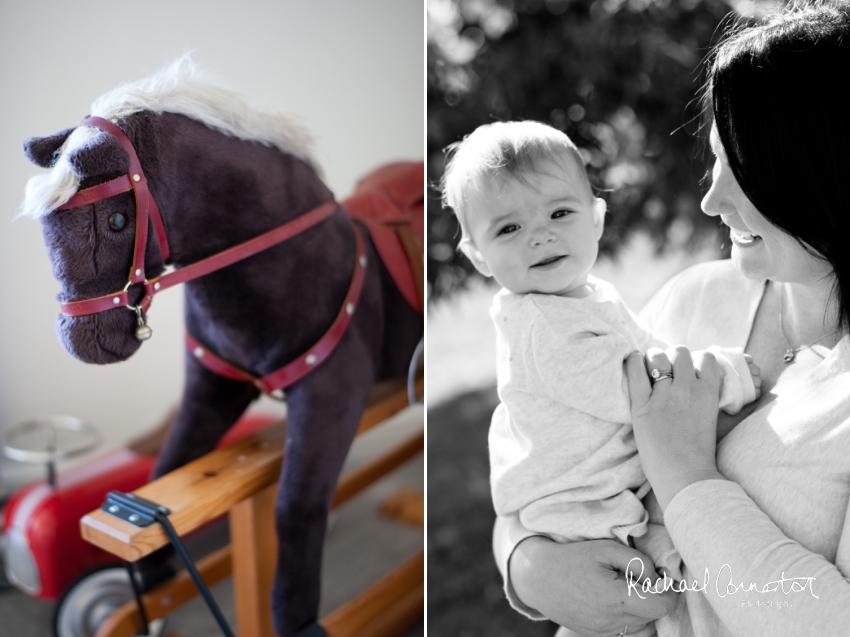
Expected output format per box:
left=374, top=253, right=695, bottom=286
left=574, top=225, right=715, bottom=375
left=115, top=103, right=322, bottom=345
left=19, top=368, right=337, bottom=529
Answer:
left=21, top=57, right=423, bottom=637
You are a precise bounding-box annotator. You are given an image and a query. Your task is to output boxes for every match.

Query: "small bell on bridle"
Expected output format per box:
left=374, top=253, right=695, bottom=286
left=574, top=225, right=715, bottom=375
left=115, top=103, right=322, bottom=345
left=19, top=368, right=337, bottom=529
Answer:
left=133, top=306, right=153, bottom=341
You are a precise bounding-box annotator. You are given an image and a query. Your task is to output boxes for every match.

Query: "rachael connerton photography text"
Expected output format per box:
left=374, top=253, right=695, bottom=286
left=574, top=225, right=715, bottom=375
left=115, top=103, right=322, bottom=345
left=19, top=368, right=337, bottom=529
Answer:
left=625, top=558, right=819, bottom=601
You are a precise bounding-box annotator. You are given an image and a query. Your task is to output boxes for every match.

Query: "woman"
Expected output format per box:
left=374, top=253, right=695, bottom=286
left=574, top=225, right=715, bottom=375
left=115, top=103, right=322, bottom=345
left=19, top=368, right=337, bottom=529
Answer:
left=495, top=3, right=850, bottom=635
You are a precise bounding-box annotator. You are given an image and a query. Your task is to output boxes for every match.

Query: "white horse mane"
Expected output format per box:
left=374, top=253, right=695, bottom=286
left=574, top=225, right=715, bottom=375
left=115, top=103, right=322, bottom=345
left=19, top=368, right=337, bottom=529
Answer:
left=21, top=54, right=320, bottom=219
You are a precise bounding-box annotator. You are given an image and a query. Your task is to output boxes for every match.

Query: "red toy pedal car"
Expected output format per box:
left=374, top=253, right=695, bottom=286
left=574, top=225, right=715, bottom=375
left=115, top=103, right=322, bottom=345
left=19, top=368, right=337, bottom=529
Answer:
left=1, top=412, right=277, bottom=637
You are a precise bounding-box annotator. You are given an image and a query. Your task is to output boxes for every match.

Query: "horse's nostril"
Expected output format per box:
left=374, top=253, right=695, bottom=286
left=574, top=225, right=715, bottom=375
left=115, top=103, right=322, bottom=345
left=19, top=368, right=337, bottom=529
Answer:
left=108, top=212, right=127, bottom=231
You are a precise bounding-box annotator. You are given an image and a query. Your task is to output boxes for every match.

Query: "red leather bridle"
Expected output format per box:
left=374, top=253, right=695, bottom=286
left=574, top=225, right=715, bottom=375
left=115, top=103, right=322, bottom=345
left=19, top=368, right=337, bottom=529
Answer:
left=54, top=116, right=367, bottom=395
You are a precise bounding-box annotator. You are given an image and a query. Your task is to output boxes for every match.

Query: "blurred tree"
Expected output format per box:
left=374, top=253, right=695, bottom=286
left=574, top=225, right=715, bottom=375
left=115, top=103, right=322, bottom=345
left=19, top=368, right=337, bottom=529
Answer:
left=428, top=0, right=774, bottom=299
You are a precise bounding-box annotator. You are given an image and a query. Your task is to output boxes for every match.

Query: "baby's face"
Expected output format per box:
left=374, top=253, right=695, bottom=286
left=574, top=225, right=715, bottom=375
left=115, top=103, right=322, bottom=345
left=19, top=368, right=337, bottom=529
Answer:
left=463, top=154, right=604, bottom=296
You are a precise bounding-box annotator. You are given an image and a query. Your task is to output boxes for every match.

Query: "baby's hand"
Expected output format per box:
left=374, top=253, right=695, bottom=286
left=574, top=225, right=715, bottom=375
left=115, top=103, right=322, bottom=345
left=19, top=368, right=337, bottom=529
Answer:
left=744, top=353, right=762, bottom=400
left=656, top=564, right=683, bottom=586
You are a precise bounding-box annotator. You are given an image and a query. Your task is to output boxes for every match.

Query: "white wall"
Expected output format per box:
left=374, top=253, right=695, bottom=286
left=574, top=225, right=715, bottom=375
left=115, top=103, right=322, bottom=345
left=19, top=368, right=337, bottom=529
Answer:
left=0, top=1, right=423, bottom=486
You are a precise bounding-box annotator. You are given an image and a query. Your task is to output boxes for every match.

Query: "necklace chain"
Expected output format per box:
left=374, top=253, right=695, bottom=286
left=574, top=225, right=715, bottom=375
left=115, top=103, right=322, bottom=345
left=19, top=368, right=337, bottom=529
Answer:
left=778, top=283, right=840, bottom=364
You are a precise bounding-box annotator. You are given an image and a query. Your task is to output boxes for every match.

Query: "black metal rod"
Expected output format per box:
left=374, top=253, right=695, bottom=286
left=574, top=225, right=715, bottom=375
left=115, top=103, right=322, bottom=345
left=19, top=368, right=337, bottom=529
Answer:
left=154, top=511, right=236, bottom=637
left=103, top=491, right=233, bottom=637
left=124, top=560, right=150, bottom=636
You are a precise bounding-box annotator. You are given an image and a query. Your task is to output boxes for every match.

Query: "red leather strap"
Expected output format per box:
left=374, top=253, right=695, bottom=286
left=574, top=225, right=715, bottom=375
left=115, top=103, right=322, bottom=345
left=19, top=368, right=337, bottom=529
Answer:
left=60, top=290, right=130, bottom=317
left=356, top=218, right=421, bottom=312
left=57, top=175, right=133, bottom=210
left=186, top=224, right=368, bottom=395
left=143, top=200, right=337, bottom=299
left=257, top=227, right=367, bottom=392
left=185, top=333, right=258, bottom=383
left=340, top=162, right=424, bottom=314
left=59, top=200, right=337, bottom=317
left=65, top=117, right=171, bottom=278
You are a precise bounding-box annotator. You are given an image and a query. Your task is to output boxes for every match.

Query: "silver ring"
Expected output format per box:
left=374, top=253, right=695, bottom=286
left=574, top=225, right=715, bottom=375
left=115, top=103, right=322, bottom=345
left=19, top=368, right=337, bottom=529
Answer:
left=650, top=368, right=673, bottom=384
left=618, top=627, right=628, bottom=637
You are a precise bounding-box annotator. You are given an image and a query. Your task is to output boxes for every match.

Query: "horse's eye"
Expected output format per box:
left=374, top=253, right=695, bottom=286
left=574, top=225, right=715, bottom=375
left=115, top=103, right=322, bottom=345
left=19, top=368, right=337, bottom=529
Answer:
left=108, top=212, right=127, bottom=231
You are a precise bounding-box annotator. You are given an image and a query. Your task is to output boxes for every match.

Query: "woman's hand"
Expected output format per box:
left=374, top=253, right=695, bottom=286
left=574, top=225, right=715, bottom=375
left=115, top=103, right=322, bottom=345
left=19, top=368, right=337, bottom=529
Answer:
left=510, top=537, right=679, bottom=637
left=626, top=346, right=726, bottom=511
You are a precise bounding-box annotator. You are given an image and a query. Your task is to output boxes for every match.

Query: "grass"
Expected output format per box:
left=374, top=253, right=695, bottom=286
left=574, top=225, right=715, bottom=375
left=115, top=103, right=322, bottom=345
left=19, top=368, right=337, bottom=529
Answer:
left=427, top=386, right=557, bottom=636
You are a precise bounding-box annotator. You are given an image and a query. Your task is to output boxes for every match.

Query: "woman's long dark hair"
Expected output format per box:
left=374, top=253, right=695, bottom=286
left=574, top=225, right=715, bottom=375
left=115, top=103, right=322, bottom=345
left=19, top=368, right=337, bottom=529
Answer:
left=704, top=0, right=850, bottom=332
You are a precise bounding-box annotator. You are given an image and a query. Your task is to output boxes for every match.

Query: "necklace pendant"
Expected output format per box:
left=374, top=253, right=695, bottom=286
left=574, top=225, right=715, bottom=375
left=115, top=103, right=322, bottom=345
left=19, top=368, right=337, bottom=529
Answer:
left=783, top=349, right=796, bottom=364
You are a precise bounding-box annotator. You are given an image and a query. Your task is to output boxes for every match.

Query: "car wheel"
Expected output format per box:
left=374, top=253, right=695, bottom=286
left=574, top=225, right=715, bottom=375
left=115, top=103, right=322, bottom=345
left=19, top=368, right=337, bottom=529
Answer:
left=53, top=565, right=167, bottom=637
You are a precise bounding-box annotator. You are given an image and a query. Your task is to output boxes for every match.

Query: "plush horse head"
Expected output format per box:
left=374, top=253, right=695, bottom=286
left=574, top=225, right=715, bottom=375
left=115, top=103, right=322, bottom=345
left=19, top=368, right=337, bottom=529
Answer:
left=22, top=56, right=323, bottom=365
left=22, top=56, right=422, bottom=637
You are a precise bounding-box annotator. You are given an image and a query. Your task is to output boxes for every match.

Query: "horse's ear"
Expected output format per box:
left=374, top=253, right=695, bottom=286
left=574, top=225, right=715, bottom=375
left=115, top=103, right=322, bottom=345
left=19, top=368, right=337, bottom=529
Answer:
left=23, top=127, right=75, bottom=168
left=66, top=132, right=129, bottom=179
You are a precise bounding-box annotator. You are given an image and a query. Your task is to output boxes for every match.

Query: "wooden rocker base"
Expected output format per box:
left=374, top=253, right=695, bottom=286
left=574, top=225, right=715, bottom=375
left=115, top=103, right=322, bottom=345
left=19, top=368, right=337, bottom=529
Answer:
left=381, top=488, right=424, bottom=528
left=86, top=381, right=423, bottom=637
left=322, top=551, right=423, bottom=637
left=95, top=548, right=423, bottom=637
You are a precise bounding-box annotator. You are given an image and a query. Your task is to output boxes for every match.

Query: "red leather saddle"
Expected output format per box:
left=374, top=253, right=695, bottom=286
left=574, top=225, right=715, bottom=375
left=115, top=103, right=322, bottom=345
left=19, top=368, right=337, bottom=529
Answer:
left=342, top=161, right=424, bottom=314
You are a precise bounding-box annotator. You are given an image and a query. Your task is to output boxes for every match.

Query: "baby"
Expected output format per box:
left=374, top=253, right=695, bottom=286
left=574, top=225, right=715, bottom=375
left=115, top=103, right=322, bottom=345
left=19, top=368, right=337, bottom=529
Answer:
left=442, top=121, right=761, bottom=581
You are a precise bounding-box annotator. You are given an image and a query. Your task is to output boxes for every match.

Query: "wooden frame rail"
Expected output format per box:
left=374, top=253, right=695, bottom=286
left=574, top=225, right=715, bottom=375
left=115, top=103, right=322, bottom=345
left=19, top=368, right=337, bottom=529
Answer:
left=85, top=381, right=423, bottom=637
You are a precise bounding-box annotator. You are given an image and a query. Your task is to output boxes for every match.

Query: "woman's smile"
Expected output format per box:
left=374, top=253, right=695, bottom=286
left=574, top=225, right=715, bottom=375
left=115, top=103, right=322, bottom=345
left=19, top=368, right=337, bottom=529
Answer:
left=721, top=214, right=763, bottom=248
left=728, top=228, right=762, bottom=247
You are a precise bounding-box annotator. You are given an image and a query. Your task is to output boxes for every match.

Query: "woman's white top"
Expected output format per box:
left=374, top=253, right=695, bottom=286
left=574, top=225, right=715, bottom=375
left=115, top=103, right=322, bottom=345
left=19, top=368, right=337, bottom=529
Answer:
left=494, top=259, right=850, bottom=636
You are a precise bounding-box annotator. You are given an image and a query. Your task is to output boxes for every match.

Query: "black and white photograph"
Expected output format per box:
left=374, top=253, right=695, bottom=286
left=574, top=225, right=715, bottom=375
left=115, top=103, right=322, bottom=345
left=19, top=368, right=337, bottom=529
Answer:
left=427, top=1, right=850, bottom=636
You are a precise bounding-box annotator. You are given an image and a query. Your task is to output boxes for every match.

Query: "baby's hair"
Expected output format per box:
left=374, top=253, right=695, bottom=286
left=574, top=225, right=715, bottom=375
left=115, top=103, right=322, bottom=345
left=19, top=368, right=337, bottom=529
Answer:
left=441, top=120, right=589, bottom=239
